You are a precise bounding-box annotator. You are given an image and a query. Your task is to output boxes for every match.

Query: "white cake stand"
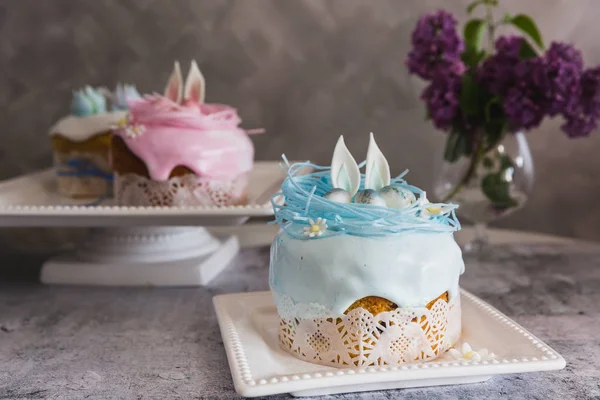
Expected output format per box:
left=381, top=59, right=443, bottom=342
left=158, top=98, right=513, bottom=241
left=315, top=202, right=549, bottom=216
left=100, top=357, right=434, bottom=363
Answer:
left=0, top=162, right=284, bottom=286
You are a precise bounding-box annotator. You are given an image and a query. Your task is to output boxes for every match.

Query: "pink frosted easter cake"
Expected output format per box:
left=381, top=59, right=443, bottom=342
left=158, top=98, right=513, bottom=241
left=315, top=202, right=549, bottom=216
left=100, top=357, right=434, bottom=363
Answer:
left=112, top=61, right=255, bottom=207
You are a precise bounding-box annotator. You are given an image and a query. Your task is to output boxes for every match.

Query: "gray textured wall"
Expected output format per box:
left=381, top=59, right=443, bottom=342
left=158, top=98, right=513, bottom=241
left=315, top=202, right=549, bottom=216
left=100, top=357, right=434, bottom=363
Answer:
left=0, top=0, right=599, bottom=241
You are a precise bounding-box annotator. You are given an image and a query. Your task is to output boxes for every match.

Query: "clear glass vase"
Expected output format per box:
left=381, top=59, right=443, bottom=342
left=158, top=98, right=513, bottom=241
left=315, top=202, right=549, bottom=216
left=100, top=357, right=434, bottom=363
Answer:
left=433, top=131, right=534, bottom=253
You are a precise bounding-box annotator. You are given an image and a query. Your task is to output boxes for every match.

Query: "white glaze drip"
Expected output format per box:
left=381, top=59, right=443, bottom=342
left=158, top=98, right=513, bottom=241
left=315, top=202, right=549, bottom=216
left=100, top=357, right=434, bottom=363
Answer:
left=270, top=229, right=464, bottom=317
left=49, top=112, right=126, bottom=142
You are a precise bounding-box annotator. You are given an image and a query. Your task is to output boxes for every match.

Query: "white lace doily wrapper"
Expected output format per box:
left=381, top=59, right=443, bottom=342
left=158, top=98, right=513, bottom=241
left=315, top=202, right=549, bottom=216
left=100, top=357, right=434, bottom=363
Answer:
left=53, top=151, right=112, bottom=198
left=49, top=112, right=126, bottom=142
left=277, top=295, right=461, bottom=368
left=114, top=172, right=249, bottom=207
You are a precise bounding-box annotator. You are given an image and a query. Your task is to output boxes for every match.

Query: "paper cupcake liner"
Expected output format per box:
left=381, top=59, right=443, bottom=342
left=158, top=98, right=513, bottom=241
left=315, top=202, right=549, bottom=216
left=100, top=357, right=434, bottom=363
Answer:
left=113, top=172, right=248, bottom=207
left=278, top=295, right=461, bottom=367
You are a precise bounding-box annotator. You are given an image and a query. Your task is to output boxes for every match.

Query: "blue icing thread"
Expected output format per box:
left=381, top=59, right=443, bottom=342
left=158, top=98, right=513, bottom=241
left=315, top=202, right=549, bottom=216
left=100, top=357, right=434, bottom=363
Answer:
left=57, top=159, right=112, bottom=206
left=271, top=158, right=461, bottom=239
left=57, top=158, right=113, bottom=181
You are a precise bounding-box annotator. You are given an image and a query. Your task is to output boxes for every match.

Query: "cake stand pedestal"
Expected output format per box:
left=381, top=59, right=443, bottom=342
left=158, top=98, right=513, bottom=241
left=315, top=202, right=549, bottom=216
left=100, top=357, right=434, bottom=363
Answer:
left=0, top=162, right=286, bottom=287
left=41, top=227, right=239, bottom=286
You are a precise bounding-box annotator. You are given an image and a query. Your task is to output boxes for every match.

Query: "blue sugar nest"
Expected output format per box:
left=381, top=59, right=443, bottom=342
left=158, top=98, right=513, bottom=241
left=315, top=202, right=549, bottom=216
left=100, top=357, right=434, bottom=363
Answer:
left=271, top=159, right=461, bottom=239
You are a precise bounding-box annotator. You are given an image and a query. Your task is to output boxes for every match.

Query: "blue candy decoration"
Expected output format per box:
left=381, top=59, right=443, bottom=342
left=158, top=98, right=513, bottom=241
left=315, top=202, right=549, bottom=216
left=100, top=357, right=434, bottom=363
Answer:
left=84, top=86, right=107, bottom=114
left=71, top=90, right=95, bottom=117
left=379, top=185, right=416, bottom=209
left=323, top=188, right=352, bottom=204
left=354, top=189, right=387, bottom=206
left=71, top=86, right=108, bottom=116
left=112, top=83, right=141, bottom=111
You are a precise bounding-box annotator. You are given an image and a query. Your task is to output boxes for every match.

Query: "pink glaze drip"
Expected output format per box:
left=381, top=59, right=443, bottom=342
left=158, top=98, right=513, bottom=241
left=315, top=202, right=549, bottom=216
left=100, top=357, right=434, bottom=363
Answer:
left=115, top=94, right=254, bottom=181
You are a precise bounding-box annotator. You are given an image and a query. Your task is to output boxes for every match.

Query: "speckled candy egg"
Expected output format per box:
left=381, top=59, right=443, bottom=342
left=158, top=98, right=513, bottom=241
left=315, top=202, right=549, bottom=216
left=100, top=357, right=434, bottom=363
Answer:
left=379, top=185, right=416, bottom=209
left=323, top=188, right=352, bottom=203
left=353, top=189, right=387, bottom=206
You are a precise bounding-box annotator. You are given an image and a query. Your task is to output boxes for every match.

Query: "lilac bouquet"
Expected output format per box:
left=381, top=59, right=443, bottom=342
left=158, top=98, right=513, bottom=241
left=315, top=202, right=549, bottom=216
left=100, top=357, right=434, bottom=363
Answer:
left=407, top=1, right=599, bottom=205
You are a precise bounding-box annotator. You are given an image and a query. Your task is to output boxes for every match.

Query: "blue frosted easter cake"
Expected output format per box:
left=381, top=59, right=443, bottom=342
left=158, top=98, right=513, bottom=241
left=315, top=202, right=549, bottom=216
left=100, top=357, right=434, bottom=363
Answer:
left=270, top=134, right=464, bottom=367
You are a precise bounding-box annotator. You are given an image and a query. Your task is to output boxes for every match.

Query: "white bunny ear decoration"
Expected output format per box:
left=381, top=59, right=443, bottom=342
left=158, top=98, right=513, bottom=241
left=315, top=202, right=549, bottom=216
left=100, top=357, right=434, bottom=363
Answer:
left=164, top=61, right=183, bottom=103
left=364, top=132, right=391, bottom=191
left=184, top=60, right=206, bottom=104
left=331, top=136, right=361, bottom=197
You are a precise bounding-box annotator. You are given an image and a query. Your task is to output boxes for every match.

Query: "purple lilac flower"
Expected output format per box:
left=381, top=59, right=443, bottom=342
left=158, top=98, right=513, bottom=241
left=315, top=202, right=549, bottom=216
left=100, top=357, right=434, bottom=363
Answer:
left=502, top=61, right=547, bottom=130
left=580, top=66, right=600, bottom=114
left=481, top=38, right=595, bottom=134
left=495, top=36, right=524, bottom=57
left=561, top=115, right=594, bottom=137
left=561, top=66, right=600, bottom=137
left=503, top=86, right=546, bottom=130
left=421, top=71, right=462, bottom=131
left=406, top=10, right=465, bottom=80
left=478, top=36, right=525, bottom=96
left=466, top=35, right=551, bottom=131
left=532, top=42, right=583, bottom=116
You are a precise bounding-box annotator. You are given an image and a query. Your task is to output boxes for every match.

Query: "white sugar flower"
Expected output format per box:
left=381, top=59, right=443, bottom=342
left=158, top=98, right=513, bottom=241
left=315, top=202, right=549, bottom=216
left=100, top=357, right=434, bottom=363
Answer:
left=303, top=218, right=327, bottom=238
left=446, top=342, right=496, bottom=362
left=124, top=123, right=146, bottom=139
left=419, top=192, right=453, bottom=218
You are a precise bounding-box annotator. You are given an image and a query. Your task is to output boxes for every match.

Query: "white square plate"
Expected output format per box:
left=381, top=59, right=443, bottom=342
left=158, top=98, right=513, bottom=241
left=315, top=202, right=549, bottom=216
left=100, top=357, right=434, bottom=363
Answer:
left=0, top=161, right=286, bottom=227
left=213, top=290, right=565, bottom=398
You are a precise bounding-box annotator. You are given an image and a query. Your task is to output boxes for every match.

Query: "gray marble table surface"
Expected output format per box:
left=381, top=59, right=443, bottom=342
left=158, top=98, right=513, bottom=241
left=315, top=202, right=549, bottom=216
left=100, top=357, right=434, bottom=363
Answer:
left=1, top=237, right=599, bottom=399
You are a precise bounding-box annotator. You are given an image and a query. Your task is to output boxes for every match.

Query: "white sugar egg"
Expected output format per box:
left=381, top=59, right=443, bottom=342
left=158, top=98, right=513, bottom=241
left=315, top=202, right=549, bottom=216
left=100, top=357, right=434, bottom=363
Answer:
left=354, top=189, right=387, bottom=206
left=323, top=188, right=352, bottom=203
left=379, top=185, right=416, bottom=209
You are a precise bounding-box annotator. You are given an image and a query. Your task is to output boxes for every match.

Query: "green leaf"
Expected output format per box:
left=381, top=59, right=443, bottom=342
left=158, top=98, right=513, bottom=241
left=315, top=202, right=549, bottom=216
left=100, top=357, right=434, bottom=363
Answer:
left=444, top=131, right=473, bottom=163
left=443, top=132, right=462, bottom=163
left=459, top=74, right=483, bottom=115
left=483, top=157, right=494, bottom=169
left=509, top=14, right=544, bottom=49
left=485, top=121, right=506, bottom=149
left=462, top=19, right=487, bottom=67
left=484, top=97, right=502, bottom=123
left=483, top=96, right=508, bottom=148
left=467, top=0, right=486, bottom=15
left=470, top=0, right=499, bottom=11
left=464, top=19, right=487, bottom=52
left=499, top=154, right=515, bottom=170
left=462, top=48, right=486, bottom=68
left=460, top=72, right=497, bottom=117
left=458, top=131, right=473, bottom=157
left=481, top=172, right=518, bottom=208
left=518, top=39, right=538, bottom=59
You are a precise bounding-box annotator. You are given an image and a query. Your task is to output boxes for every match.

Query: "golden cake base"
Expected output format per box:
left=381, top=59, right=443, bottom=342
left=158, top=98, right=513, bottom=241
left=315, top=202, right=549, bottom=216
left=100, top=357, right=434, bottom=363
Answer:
left=51, top=133, right=112, bottom=198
